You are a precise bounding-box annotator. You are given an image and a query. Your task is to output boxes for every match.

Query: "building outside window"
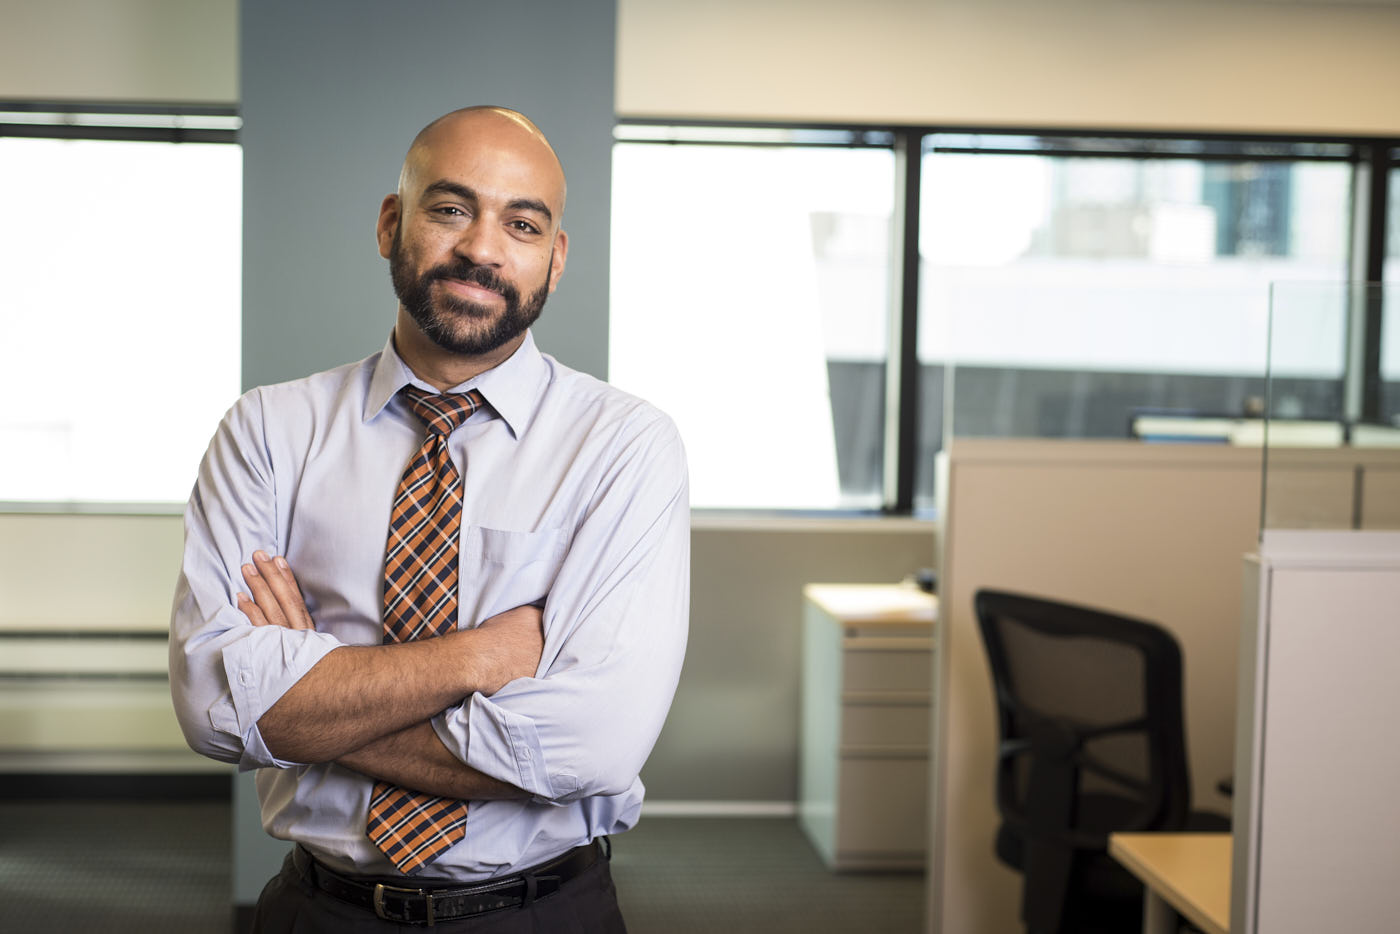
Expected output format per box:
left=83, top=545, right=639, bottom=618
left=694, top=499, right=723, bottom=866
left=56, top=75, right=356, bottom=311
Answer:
left=612, top=126, right=1395, bottom=513
left=915, top=136, right=1355, bottom=507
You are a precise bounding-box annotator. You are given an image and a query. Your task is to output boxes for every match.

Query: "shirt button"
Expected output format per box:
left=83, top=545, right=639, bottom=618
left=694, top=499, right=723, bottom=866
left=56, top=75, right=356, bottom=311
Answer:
left=238, top=671, right=255, bottom=686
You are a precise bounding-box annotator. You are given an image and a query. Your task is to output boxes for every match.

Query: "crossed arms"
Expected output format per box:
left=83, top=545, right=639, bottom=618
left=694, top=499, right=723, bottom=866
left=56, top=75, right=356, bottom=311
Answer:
left=170, top=382, right=690, bottom=808
left=235, top=550, right=541, bottom=800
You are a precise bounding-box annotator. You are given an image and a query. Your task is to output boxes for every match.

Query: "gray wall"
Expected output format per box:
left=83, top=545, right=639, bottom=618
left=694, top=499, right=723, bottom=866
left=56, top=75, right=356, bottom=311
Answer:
left=240, top=0, right=614, bottom=391
left=644, top=522, right=933, bottom=802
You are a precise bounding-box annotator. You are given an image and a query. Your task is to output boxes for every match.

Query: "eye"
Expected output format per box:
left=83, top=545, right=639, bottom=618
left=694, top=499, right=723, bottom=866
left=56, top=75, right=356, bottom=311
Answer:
left=509, top=219, right=542, bottom=235
left=433, top=205, right=467, bottom=217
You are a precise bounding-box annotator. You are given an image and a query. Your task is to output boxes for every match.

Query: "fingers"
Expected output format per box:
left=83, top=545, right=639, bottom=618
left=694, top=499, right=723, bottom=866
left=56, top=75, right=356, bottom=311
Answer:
left=239, top=551, right=315, bottom=630
left=240, top=558, right=288, bottom=627
left=264, top=553, right=316, bottom=629
left=236, top=591, right=270, bottom=626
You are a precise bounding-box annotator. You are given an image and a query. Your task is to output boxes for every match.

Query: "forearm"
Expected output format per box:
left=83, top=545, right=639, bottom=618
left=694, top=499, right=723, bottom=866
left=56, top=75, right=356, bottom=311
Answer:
left=254, top=592, right=546, bottom=764
left=257, top=635, right=471, bottom=763
left=337, top=721, right=527, bottom=800
left=258, top=620, right=535, bottom=763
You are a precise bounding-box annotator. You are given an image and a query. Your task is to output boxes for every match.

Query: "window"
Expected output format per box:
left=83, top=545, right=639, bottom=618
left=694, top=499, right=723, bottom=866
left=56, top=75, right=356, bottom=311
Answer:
left=916, top=135, right=1357, bottom=506
left=610, top=129, right=895, bottom=510
left=609, top=125, right=1398, bottom=513
left=0, top=107, right=241, bottom=504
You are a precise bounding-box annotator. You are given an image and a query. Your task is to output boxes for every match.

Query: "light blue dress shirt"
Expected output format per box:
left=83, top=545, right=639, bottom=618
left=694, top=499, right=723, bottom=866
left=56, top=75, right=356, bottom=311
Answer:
left=169, top=331, right=690, bottom=880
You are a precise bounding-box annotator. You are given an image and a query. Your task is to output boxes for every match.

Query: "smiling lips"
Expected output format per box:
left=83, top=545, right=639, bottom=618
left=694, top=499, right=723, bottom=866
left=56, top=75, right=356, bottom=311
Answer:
left=438, top=276, right=502, bottom=303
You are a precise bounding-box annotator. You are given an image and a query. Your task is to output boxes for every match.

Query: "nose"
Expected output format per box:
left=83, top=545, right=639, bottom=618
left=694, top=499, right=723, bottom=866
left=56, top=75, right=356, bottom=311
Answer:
left=454, top=216, right=505, bottom=267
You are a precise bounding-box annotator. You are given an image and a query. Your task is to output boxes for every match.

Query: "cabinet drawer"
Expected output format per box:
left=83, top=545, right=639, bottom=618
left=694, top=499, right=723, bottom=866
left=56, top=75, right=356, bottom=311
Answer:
left=842, top=643, right=932, bottom=693
left=839, top=701, right=930, bottom=748
left=835, top=756, right=929, bottom=855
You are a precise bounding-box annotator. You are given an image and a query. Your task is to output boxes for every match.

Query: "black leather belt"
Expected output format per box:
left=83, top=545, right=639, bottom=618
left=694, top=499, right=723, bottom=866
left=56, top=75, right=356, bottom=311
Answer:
left=292, top=839, right=605, bottom=926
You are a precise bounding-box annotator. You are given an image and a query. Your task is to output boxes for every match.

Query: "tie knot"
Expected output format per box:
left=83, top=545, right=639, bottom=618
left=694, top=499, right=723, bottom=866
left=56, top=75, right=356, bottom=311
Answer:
left=400, top=386, right=484, bottom=436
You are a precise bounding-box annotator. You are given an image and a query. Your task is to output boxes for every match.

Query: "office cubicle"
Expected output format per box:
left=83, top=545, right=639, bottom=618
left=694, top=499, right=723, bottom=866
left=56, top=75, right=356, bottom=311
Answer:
left=923, top=278, right=1400, bottom=933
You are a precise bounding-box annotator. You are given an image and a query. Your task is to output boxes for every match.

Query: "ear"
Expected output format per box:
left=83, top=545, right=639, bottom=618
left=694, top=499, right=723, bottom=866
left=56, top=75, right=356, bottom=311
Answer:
left=547, top=229, right=569, bottom=293
left=376, top=194, right=401, bottom=259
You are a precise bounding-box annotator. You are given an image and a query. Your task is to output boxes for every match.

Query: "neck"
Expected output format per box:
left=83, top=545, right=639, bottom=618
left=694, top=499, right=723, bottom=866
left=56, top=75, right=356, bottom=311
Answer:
left=392, top=309, right=526, bottom=391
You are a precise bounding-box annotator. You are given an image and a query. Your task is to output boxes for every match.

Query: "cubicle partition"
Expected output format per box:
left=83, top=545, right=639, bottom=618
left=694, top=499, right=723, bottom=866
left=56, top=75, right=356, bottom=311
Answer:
left=1233, top=531, right=1400, bottom=934
left=927, top=440, right=1262, bottom=933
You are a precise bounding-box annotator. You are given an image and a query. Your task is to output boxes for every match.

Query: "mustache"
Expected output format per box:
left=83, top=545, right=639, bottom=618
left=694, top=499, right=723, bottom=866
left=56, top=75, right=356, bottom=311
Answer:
left=428, top=261, right=516, bottom=298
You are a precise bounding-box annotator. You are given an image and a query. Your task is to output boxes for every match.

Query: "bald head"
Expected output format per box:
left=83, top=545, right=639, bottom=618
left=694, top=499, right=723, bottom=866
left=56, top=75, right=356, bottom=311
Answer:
left=398, top=106, right=567, bottom=217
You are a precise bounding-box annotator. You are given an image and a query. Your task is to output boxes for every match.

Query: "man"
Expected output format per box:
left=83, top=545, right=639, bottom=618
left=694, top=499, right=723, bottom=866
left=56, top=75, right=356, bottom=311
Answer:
left=169, top=106, right=689, bottom=932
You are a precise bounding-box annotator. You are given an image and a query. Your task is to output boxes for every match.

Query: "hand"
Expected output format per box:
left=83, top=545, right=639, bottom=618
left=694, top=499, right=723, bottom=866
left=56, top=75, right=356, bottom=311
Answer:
left=237, top=551, right=315, bottom=630
left=472, top=603, right=545, bottom=694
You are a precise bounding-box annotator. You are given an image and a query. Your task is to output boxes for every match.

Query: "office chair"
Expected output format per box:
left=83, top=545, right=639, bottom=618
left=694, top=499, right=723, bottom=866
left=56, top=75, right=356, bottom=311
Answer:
left=974, top=589, right=1229, bottom=934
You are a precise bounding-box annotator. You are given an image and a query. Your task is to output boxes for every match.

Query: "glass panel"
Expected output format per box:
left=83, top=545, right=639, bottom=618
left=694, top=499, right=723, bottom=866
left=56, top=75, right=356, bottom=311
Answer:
left=1388, top=163, right=1400, bottom=285
left=916, top=146, right=1352, bottom=508
left=1385, top=166, right=1400, bottom=426
left=1263, top=282, right=1400, bottom=532
left=610, top=142, right=895, bottom=510
left=0, top=137, right=242, bottom=504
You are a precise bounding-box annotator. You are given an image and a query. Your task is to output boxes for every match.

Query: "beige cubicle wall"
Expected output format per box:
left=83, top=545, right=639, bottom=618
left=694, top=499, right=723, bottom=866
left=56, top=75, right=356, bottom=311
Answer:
left=925, top=440, right=1400, bottom=934
left=1264, top=447, right=1400, bottom=530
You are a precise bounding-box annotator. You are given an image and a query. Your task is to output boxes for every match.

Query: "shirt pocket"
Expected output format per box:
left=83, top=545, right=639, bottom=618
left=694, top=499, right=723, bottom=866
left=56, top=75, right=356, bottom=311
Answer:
left=458, top=525, right=569, bottom=624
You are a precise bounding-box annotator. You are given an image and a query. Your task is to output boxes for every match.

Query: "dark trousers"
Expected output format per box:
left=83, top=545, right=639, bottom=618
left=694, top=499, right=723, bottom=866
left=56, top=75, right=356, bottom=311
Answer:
left=252, top=846, right=628, bottom=933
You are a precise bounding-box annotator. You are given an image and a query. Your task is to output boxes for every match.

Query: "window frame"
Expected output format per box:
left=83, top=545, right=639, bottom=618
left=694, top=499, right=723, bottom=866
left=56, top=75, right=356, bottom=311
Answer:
left=617, top=118, right=1398, bottom=514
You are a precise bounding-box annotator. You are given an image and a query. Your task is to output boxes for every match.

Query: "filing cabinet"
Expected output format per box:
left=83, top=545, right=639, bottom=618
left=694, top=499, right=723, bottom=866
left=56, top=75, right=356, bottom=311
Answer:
left=798, top=583, right=937, bottom=871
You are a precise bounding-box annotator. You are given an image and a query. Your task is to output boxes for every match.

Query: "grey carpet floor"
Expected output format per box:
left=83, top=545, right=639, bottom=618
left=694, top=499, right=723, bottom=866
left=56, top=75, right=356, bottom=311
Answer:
left=614, top=816, right=925, bottom=934
left=0, top=803, right=924, bottom=933
left=0, top=800, right=230, bottom=933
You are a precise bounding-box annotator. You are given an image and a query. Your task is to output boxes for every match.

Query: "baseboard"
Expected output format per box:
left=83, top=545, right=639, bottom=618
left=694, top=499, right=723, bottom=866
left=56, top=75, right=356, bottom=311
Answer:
left=641, top=800, right=797, bottom=818
left=0, top=771, right=231, bottom=800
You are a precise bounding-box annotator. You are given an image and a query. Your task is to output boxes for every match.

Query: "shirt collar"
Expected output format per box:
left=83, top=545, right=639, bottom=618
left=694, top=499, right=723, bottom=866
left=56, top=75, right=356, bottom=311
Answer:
left=364, top=330, right=548, bottom=439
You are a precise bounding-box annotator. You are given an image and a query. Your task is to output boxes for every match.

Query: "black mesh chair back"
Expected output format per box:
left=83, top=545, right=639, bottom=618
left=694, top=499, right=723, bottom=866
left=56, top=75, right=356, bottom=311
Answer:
left=974, top=589, right=1192, bottom=934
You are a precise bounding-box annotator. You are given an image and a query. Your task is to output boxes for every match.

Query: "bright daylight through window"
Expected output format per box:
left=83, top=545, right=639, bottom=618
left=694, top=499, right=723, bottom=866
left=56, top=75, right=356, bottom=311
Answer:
left=610, top=134, right=894, bottom=511
left=612, top=127, right=1397, bottom=513
left=0, top=124, right=241, bottom=503
left=916, top=141, right=1355, bottom=507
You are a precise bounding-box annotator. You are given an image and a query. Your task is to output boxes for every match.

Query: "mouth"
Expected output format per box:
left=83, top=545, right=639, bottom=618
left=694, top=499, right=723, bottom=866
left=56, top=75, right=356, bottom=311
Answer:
left=436, top=276, right=503, bottom=304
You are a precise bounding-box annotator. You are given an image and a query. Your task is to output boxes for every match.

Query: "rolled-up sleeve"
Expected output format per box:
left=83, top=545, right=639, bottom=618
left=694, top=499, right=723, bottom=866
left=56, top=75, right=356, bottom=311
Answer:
left=434, top=413, right=690, bottom=802
left=168, top=389, right=342, bottom=771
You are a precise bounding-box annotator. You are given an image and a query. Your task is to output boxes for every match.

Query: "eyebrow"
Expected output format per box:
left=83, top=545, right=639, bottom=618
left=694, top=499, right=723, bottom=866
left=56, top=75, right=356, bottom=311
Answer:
left=421, top=180, right=553, bottom=224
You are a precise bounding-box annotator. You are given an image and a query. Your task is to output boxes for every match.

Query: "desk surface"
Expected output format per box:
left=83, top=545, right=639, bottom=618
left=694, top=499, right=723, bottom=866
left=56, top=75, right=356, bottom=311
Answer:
left=1109, top=833, right=1231, bottom=934
left=802, top=583, right=937, bottom=624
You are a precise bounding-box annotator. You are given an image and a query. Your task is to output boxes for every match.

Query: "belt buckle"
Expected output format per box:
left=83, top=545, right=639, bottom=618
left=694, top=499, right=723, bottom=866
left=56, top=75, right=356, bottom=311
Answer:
left=373, top=882, right=435, bottom=926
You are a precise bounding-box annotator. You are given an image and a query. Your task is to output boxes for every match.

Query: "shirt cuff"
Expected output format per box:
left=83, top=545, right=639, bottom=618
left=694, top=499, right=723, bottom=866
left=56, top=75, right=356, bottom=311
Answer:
left=218, top=627, right=343, bottom=770
left=445, top=694, right=561, bottom=803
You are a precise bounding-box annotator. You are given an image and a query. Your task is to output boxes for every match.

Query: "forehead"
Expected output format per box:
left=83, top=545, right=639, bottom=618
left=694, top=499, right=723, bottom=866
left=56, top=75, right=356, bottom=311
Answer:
left=403, top=115, right=566, bottom=215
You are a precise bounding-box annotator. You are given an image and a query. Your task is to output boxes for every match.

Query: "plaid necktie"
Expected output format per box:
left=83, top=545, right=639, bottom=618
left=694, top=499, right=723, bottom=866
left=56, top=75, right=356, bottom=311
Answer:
left=367, top=384, right=484, bottom=874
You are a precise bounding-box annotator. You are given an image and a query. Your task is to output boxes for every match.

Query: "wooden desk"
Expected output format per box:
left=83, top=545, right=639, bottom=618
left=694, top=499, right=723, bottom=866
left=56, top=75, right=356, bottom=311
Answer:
left=1109, top=833, right=1231, bottom=934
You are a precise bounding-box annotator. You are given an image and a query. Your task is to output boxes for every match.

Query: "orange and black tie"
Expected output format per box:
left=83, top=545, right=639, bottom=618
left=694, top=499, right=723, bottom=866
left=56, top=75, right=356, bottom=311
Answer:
left=367, top=384, right=483, bottom=874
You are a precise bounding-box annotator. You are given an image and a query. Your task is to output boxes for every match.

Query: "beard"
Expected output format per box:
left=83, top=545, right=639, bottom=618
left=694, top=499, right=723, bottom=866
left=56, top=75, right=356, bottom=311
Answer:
left=389, top=228, right=551, bottom=357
